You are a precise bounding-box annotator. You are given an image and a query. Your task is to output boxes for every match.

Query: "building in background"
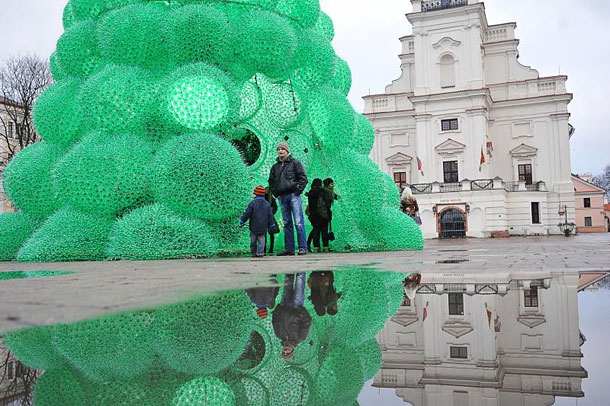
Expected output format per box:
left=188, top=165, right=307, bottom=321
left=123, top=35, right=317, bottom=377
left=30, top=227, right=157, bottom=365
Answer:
left=0, top=96, right=20, bottom=214
left=572, top=174, right=607, bottom=233
left=0, top=339, right=27, bottom=405
left=363, top=0, right=575, bottom=239
left=375, top=270, right=586, bottom=406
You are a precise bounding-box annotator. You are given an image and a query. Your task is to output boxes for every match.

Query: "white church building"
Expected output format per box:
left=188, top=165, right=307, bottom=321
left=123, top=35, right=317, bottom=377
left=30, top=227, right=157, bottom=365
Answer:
left=363, top=0, right=575, bottom=239
left=375, top=270, right=587, bottom=405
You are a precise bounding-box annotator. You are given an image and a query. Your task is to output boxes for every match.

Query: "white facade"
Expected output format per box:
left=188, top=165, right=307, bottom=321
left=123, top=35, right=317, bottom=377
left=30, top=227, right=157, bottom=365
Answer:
left=375, top=271, right=586, bottom=405
left=363, top=0, right=575, bottom=239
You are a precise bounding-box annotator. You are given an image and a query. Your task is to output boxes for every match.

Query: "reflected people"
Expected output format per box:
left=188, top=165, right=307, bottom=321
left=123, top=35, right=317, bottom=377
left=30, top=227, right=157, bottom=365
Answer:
left=272, top=272, right=311, bottom=361
left=245, top=282, right=279, bottom=320
left=308, top=271, right=342, bottom=316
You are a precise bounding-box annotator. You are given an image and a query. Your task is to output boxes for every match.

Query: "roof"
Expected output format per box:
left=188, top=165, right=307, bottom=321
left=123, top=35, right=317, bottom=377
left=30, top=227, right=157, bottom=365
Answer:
left=571, top=174, right=606, bottom=193
left=0, top=95, right=21, bottom=108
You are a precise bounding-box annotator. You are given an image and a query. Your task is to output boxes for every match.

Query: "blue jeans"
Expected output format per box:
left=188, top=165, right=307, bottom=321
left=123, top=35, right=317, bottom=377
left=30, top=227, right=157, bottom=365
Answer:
left=279, top=193, right=307, bottom=253
left=250, top=232, right=266, bottom=256
left=281, top=273, right=306, bottom=308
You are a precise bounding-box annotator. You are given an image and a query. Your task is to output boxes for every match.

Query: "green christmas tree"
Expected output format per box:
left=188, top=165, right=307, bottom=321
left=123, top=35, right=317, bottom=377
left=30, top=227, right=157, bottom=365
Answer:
left=0, top=0, right=423, bottom=261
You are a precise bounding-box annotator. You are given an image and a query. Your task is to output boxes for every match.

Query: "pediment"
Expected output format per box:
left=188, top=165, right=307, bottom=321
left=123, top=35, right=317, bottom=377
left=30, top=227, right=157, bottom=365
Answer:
left=435, top=138, right=465, bottom=155
left=433, top=37, right=462, bottom=49
left=442, top=320, right=473, bottom=338
left=510, top=143, right=538, bottom=157
left=386, top=152, right=413, bottom=165
left=391, top=312, right=419, bottom=328
left=517, top=314, right=546, bottom=328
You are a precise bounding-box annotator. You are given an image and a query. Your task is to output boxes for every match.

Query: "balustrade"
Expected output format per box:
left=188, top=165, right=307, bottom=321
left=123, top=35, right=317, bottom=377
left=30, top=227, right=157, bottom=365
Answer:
left=421, top=0, right=468, bottom=12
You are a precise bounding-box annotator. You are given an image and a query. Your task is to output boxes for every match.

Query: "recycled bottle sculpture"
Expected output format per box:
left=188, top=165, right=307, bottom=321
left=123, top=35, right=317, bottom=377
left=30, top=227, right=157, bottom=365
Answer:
left=3, top=269, right=406, bottom=406
left=0, top=0, right=423, bottom=261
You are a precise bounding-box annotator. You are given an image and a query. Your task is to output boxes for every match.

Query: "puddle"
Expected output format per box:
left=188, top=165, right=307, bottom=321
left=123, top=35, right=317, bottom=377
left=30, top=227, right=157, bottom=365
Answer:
left=0, top=270, right=72, bottom=281
left=359, top=270, right=600, bottom=405
left=436, top=258, right=469, bottom=264
left=0, top=267, right=409, bottom=405
left=1, top=268, right=606, bottom=406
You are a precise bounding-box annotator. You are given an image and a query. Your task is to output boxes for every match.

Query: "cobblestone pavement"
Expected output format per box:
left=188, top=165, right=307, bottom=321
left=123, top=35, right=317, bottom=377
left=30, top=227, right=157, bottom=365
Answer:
left=0, top=233, right=608, bottom=333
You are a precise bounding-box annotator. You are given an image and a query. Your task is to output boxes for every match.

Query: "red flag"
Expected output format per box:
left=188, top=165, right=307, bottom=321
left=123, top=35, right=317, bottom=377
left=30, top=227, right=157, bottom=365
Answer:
left=487, top=308, right=492, bottom=328
left=416, top=155, right=424, bottom=176
left=480, top=147, right=486, bottom=165
left=422, top=302, right=428, bottom=322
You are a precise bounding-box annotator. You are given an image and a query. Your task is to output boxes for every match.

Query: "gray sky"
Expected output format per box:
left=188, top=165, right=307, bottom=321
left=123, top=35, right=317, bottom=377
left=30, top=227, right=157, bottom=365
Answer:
left=1, top=0, right=608, bottom=175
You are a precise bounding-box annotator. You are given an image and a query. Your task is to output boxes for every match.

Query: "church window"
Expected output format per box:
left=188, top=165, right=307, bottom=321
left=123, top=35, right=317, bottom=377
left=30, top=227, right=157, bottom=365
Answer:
left=524, top=287, right=539, bottom=307
left=441, top=118, right=458, bottom=131
left=585, top=217, right=592, bottom=227
left=518, top=164, right=533, bottom=185
left=448, top=293, right=464, bottom=315
left=440, top=54, right=456, bottom=88
left=531, top=202, right=540, bottom=224
left=394, top=172, right=407, bottom=190
left=443, top=161, right=459, bottom=183
left=450, top=346, right=468, bottom=359
left=584, top=198, right=591, bottom=208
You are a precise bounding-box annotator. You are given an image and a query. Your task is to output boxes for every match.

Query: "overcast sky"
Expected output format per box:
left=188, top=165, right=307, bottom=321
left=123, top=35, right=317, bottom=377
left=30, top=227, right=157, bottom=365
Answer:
left=1, top=0, right=607, bottom=174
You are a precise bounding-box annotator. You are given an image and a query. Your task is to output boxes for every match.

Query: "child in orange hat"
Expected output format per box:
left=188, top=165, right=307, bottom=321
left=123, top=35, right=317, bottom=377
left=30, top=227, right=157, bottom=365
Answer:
left=240, top=186, right=278, bottom=257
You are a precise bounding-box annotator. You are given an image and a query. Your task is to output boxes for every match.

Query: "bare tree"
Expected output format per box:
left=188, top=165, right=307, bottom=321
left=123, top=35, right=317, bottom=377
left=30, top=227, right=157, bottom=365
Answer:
left=0, top=345, right=38, bottom=406
left=592, top=164, right=610, bottom=198
left=0, top=55, right=53, bottom=167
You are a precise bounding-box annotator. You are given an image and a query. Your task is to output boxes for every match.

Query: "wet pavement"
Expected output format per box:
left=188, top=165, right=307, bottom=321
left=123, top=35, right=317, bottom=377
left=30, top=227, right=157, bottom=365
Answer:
left=0, top=233, right=609, bottom=405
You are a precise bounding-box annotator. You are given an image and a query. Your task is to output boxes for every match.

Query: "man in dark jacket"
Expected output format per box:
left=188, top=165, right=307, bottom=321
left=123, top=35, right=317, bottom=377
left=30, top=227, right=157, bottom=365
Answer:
left=272, top=272, right=311, bottom=361
left=240, top=186, right=277, bottom=257
left=268, top=142, right=309, bottom=256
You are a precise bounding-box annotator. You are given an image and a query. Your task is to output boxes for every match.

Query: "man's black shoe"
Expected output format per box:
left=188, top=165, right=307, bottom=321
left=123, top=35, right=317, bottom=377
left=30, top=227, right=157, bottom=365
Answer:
left=298, top=248, right=308, bottom=255
left=276, top=251, right=295, bottom=256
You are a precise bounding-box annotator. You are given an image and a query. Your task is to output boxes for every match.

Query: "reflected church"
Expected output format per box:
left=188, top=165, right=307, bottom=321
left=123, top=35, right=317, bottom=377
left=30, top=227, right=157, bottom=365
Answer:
left=375, top=271, right=586, bottom=405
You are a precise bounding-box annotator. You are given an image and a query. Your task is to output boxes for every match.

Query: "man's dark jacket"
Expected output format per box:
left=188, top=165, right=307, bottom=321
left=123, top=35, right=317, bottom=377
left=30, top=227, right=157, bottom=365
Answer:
left=240, top=197, right=276, bottom=234
left=268, top=155, right=308, bottom=197
left=272, top=304, right=312, bottom=347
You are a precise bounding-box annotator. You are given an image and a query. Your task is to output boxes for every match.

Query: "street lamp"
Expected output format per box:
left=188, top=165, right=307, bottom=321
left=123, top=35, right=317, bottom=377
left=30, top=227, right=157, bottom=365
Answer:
left=557, top=205, right=575, bottom=237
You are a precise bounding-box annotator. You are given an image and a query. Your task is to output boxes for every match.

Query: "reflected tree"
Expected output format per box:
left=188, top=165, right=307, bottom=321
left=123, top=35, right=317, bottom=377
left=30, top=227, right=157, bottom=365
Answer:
left=0, top=347, right=39, bottom=406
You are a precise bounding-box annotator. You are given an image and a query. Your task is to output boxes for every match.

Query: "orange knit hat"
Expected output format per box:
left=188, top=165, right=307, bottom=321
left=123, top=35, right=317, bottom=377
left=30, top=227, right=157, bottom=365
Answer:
left=256, top=306, right=269, bottom=319
left=254, top=185, right=266, bottom=196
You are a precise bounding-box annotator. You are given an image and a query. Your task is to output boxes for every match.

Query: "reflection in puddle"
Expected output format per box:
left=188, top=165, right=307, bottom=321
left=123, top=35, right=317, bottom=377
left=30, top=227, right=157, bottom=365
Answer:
left=435, top=259, right=469, bottom=264
left=0, top=270, right=72, bottom=281
left=375, top=271, right=587, bottom=405
left=1, top=268, right=407, bottom=405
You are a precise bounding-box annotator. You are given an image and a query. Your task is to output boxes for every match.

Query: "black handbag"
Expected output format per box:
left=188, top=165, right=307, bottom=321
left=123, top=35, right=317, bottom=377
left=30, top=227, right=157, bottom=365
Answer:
left=270, top=223, right=281, bottom=235
left=328, top=221, right=335, bottom=241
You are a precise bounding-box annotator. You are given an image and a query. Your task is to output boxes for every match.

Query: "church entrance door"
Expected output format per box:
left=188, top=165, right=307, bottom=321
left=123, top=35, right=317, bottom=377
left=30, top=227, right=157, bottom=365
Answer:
left=440, top=209, right=466, bottom=238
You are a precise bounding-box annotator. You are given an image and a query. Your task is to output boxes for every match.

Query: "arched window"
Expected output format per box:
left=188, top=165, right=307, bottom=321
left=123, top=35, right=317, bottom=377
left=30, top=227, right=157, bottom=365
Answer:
left=440, top=54, right=456, bottom=88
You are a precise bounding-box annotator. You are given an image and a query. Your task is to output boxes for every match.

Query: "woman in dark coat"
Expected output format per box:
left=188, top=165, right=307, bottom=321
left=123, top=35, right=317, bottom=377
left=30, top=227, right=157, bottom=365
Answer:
left=314, top=178, right=339, bottom=252
left=265, top=190, right=279, bottom=254
left=306, top=179, right=323, bottom=252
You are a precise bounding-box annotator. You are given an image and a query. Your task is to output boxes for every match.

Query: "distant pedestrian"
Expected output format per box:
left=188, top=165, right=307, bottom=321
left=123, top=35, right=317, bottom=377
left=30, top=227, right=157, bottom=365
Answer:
left=240, top=186, right=278, bottom=257
left=268, top=142, right=309, bottom=256
left=403, top=273, right=421, bottom=302
left=272, top=273, right=311, bottom=361
left=401, top=186, right=421, bottom=225
left=313, top=178, right=339, bottom=252
left=306, top=179, right=323, bottom=252
left=264, top=189, right=279, bottom=254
